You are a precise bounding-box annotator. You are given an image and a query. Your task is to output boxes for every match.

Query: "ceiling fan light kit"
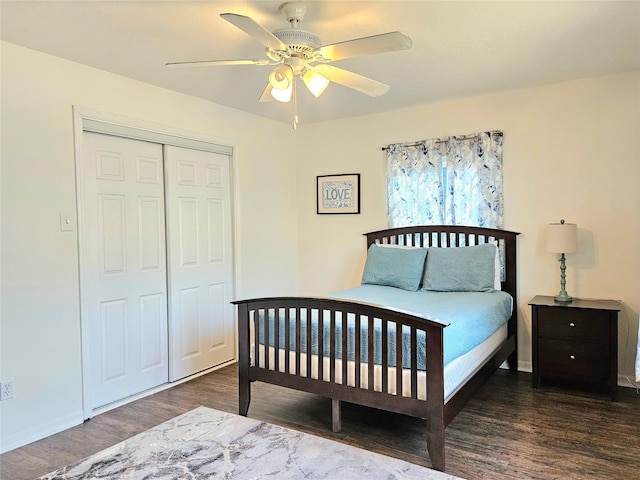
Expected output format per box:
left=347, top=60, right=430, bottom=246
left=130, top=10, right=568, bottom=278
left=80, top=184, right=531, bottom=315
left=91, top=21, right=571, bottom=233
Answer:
left=167, top=1, right=412, bottom=126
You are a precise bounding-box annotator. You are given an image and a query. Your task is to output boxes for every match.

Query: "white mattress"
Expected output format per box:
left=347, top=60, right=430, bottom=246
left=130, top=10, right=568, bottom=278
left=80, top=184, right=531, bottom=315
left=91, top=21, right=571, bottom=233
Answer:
left=254, top=323, right=507, bottom=403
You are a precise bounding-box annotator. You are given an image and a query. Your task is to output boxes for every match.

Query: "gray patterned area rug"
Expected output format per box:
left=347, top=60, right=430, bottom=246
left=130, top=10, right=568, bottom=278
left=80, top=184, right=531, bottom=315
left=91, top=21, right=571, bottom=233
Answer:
left=39, top=406, right=463, bottom=479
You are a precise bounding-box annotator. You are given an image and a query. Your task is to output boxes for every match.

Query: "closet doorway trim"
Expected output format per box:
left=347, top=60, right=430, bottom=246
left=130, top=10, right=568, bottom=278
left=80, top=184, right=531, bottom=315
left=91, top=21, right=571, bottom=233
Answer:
left=72, top=106, right=236, bottom=419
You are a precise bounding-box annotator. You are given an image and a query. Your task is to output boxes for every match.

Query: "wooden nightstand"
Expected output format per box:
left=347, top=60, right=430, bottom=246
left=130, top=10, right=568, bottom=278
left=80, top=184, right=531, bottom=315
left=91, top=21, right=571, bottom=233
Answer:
left=529, top=295, right=621, bottom=401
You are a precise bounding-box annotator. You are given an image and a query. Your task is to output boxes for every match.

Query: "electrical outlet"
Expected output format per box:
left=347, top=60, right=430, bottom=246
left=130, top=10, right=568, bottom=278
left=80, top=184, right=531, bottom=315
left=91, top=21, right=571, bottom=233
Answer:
left=0, top=381, right=14, bottom=401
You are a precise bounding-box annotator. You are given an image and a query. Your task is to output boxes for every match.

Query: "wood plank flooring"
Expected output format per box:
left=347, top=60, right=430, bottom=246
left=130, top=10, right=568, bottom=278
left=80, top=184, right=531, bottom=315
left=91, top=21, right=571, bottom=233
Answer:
left=2, top=365, right=639, bottom=479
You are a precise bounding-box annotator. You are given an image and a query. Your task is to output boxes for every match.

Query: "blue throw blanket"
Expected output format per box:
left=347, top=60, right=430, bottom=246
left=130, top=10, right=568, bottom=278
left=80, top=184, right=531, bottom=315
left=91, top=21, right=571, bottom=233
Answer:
left=257, top=285, right=512, bottom=368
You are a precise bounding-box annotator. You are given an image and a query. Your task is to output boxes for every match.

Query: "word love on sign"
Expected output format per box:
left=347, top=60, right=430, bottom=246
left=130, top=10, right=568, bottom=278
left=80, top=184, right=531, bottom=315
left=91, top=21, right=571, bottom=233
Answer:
left=316, top=174, right=360, bottom=214
left=322, top=181, right=354, bottom=208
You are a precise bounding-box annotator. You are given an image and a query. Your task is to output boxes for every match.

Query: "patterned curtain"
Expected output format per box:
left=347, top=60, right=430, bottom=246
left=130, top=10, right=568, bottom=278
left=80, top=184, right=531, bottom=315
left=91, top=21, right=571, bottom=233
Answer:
left=386, top=131, right=503, bottom=229
left=386, top=140, right=444, bottom=227
left=445, top=131, right=504, bottom=228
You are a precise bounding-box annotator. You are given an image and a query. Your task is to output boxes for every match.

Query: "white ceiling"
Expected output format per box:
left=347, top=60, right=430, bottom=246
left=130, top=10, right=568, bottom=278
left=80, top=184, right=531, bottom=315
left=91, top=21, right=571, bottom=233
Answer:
left=1, top=1, right=639, bottom=125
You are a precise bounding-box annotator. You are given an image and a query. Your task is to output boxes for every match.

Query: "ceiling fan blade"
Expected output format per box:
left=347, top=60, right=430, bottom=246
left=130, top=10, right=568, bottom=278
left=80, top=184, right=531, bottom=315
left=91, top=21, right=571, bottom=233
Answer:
left=166, top=59, right=270, bottom=68
left=314, top=31, right=412, bottom=62
left=311, top=64, right=390, bottom=97
left=221, top=13, right=287, bottom=51
left=259, top=84, right=274, bottom=102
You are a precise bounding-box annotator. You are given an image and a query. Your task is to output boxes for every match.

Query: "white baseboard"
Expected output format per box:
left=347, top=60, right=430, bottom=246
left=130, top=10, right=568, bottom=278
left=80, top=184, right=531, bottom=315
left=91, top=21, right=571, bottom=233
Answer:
left=618, top=375, right=639, bottom=390
left=0, top=411, right=84, bottom=454
left=1, top=360, right=237, bottom=454
left=518, top=361, right=532, bottom=373
left=92, top=359, right=236, bottom=418
left=501, top=361, right=637, bottom=390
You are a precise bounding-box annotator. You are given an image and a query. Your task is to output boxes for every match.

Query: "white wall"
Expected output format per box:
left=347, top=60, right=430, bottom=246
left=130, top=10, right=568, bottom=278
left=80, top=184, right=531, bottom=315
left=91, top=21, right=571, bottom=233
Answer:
left=295, top=71, right=640, bottom=380
left=0, top=42, right=299, bottom=451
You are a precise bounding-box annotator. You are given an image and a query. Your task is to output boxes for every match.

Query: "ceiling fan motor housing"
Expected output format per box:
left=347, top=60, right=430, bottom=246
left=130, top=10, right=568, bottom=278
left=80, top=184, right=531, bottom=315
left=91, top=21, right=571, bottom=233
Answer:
left=273, top=29, right=320, bottom=58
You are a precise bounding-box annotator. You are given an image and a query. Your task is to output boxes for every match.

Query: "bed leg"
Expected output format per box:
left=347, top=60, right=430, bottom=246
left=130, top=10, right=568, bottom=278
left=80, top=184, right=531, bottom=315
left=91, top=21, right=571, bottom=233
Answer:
left=508, top=346, right=518, bottom=372
left=507, top=314, right=518, bottom=372
left=331, top=398, right=342, bottom=432
left=237, top=303, right=251, bottom=416
left=508, top=352, right=518, bottom=371
left=239, top=379, right=251, bottom=416
left=427, top=430, right=445, bottom=472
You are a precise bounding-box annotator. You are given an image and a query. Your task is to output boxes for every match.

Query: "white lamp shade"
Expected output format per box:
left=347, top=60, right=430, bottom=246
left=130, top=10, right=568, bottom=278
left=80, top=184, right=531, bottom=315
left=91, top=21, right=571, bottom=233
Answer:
left=546, top=222, right=578, bottom=253
left=302, top=70, right=329, bottom=98
left=269, top=65, right=293, bottom=90
left=270, top=82, right=292, bottom=102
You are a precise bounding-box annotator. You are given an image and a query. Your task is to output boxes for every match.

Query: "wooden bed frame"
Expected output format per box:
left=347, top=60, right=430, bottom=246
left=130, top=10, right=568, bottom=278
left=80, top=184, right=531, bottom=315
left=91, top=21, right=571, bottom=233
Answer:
left=233, top=225, right=519, bottom=471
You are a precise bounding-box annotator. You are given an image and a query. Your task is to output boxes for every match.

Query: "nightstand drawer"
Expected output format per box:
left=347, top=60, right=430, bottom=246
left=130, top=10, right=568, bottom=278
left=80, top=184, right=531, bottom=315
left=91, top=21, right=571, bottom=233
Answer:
left=537, top=338, right=610, bottom=379
left=537, top=307, right=609, bottom=344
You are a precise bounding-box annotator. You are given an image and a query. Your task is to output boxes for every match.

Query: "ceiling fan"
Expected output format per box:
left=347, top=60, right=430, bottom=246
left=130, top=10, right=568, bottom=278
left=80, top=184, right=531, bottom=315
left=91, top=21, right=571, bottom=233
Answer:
left=166, top=1, right=412, bottom=127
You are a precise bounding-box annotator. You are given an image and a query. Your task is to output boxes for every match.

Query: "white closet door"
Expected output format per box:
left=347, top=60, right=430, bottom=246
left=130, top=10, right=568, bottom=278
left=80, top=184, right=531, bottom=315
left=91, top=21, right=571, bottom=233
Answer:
left=82, top=132, right=168, bottom=408
left=165, top=145, right=235, bottom=381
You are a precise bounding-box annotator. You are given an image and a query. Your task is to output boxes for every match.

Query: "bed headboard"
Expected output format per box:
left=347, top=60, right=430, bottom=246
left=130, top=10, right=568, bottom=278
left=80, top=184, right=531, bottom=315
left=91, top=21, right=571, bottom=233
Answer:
left=364, top=225, right=519, bottom=303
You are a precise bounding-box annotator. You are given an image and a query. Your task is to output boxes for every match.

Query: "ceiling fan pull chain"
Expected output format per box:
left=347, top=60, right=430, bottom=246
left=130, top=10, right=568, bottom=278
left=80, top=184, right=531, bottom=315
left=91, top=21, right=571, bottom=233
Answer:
left=292, top=78, right=298, bottom=130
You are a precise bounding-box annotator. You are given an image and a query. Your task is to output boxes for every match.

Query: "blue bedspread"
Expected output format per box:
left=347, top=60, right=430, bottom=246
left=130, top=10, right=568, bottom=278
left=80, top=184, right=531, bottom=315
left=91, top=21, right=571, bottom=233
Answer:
left=257, top=285, right=512, bottom=367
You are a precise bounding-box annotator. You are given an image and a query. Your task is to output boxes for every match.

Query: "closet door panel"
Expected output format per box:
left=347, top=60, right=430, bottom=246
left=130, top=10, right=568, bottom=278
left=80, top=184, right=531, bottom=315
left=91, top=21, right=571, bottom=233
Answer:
left=208, top=283, right=228, bottom=347
left=165, top=145, right=235, bottom=381
left=138, top=196, right=164, bottom=271
left=140, top=292, right=165, bottom=370
left=82, top=132, right=169, bottom=409
left=177, top=198, right=199, bottom=266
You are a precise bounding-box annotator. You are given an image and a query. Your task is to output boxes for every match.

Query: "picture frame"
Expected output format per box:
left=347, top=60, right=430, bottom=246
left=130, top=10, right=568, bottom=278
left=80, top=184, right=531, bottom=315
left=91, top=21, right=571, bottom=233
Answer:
left=316, top=173, right=360, bottom=214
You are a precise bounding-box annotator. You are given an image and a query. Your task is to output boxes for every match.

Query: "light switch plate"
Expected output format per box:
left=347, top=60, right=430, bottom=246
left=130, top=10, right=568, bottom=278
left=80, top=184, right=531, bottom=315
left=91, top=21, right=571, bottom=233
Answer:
left=60, top=211, right=75, bottom=232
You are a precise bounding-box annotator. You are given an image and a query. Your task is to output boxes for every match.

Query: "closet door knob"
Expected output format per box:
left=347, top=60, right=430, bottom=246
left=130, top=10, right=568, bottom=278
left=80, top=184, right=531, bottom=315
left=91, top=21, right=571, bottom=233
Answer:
left=570, top=355, right=576, bottom=360
left=569, top=322, right=575, bottom=327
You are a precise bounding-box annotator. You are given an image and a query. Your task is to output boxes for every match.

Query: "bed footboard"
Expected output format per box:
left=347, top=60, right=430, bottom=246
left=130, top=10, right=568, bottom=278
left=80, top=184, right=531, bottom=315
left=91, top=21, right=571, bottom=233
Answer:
left=232, top=296, right=448, bottom=469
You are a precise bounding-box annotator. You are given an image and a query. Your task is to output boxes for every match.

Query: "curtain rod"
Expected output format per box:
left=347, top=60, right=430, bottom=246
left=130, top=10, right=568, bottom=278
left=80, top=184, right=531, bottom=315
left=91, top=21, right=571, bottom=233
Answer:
left=381, top=133, right=484, bottom=151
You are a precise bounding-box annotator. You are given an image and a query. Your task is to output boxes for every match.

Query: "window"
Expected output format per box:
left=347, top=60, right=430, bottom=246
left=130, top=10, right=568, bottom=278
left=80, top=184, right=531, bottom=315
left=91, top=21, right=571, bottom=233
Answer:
left=386, top=131, right=503, bottom=229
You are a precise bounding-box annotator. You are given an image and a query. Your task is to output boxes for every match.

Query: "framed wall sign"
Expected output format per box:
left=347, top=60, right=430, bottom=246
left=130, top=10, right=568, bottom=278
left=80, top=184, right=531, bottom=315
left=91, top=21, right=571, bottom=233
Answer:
left=316, top=173, right=360, bottom=214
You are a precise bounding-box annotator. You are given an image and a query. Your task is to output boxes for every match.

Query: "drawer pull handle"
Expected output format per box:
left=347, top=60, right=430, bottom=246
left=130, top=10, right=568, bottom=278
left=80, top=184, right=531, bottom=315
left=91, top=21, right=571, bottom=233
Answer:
left=570, top=355, right=576, bottom=360
left=569, top=322, right=575, bottom=327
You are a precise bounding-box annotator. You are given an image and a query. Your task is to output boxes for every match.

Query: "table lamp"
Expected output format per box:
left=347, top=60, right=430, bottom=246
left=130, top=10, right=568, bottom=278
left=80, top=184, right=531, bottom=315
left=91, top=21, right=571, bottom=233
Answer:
left=546, top=219, right=578, bottom=303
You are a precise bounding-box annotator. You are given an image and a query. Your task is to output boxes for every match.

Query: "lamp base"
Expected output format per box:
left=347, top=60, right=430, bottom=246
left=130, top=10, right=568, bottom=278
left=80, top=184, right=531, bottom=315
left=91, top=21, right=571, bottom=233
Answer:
left=554, top=292, right=573, bottom=303
left=554, top=252, right=573, bottom=303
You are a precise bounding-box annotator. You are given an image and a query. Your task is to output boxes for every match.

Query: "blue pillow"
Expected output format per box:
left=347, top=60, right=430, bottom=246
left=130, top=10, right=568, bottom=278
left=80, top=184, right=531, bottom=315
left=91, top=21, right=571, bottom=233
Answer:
left=361, top=244, right=428, bottom=291
left=422, top=243, right=497, bottom=292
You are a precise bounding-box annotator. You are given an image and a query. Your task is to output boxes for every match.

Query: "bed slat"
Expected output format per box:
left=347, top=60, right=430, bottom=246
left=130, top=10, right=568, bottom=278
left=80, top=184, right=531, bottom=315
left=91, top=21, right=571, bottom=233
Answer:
left=330, top=310, right=336, bottom=383
left=264, top=308, right=270, bottom=370
left=285, top=308, right=291, bottom=374
left=274, top=308, right=280, bottom=372
left=355, top=314, right=361, bottom=388
left=382, top=320, right=389, bottom=394
left=254, top=309, right=261, bottom=371
left=318, top=309, right=324, bottom=381
left=396, top=322, right=403, bottom=397
left=306, top=308, right=312, bottom=377
left=367, top=315, right=374, bottom=390
left=411, top=327, right=418, bottom=399
left=341, top=312, right=348, bottom=385
left=295, top=307, right=301, bottom=376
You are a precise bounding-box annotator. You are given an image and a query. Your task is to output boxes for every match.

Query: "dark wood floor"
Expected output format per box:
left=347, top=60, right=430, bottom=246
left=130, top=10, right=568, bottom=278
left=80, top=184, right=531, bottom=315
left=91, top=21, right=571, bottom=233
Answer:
left=2, top=365, right=639, bottom=479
